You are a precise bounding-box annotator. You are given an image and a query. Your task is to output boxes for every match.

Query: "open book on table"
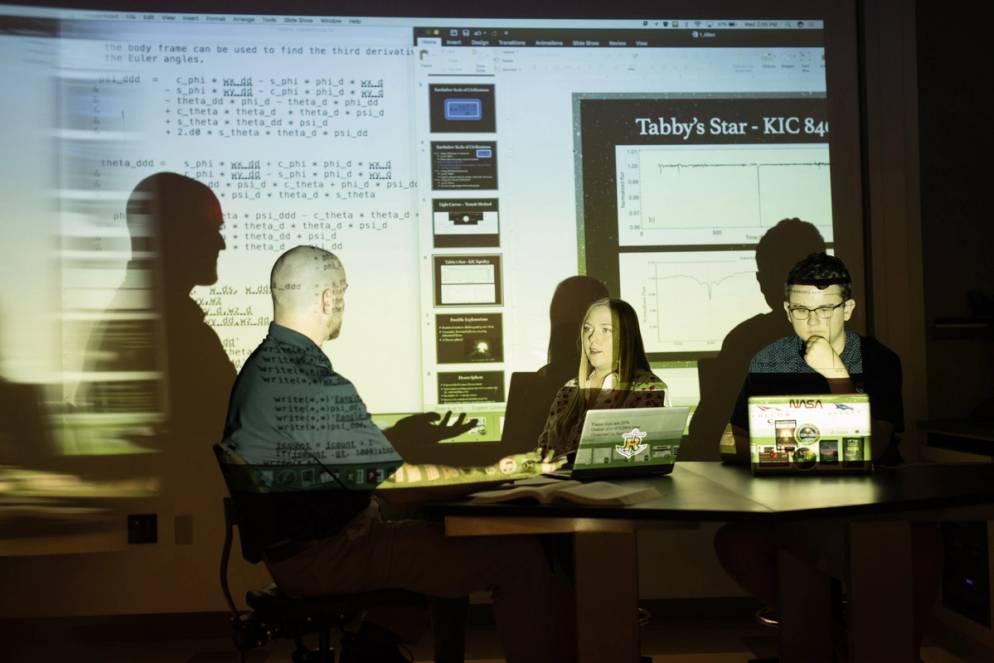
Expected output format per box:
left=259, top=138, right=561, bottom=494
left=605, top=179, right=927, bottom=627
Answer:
left=468, top=478, right=662, bottom=507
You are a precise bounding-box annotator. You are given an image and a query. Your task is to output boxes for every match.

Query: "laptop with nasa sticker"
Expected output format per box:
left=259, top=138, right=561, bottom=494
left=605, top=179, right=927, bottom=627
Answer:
left=557, top=407, right=689, bottom=480
left=748, top=394, right=872, bottom=474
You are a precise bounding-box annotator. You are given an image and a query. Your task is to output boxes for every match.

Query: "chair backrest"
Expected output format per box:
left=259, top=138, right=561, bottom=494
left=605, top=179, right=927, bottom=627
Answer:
left=213, top=443, right=280, bottom=564
left=212, top=444, right=371, bottom=564
left=502, top=371, right=558, bottom=454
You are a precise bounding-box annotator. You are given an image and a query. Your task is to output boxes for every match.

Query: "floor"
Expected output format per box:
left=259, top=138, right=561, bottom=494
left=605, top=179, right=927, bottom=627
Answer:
left=0, top=600, right=978, bottom=662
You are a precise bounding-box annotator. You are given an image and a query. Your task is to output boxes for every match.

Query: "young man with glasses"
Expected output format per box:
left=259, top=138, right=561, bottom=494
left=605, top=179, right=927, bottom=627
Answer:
left=714, top=252, right=940, bottom=655
left=723, top=251, right=904, bottom=465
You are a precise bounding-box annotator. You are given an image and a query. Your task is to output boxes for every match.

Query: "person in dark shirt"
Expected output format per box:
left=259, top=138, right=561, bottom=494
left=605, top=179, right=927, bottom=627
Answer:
left=722, top=251, right=904, bottom=465
left=222, top=245, right=574, bottom=663
left=713, top=252, right=940, bottom=653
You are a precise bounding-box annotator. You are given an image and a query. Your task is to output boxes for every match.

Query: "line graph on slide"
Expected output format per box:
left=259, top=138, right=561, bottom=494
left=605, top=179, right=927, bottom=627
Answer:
left=615, top=144, right=833, bottom=246
left=619, top=250, right=769, bottom=354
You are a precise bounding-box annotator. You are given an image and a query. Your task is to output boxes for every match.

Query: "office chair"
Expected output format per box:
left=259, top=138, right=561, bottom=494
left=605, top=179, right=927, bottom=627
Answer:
left=213, top=444, right=427, bottom=663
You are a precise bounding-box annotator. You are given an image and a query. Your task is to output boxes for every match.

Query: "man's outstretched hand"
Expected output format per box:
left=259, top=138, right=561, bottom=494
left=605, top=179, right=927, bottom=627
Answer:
left=385, top=411, right=478, bottom=463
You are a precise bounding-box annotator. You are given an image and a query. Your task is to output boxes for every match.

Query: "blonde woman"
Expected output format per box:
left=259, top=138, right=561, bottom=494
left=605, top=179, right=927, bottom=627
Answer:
left=537, top=298, right=668, bottom=459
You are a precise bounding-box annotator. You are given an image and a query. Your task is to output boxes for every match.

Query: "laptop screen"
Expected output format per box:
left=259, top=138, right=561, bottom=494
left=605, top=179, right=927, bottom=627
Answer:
left=573, top=407, right=688, bottom=472
left=747, top=394, right=871, bottom=468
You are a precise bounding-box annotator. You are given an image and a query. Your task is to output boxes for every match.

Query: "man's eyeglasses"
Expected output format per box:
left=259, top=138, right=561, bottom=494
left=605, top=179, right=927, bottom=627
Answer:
left=787, top=302, right=845, bottom=321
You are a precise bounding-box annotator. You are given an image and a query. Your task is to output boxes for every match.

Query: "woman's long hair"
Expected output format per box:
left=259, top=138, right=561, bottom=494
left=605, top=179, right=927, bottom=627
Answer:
left=549, top=298, right=653, bottom=449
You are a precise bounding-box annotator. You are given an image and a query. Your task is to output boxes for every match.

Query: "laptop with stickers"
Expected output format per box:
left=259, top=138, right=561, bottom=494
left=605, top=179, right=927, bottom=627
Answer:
left=748, top=394, right=872, bottom=474
left=549, top=407, right=689, bottom=480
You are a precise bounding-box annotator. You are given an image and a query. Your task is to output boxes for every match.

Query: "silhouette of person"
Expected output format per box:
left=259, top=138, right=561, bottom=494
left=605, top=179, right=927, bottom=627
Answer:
left=131, top=173, right=234, bottom=458
left=79, top=172, right=236, bottom=540
left=83, top=172, right=233, bottom=444
left=685, top=218, right=826, bottom=460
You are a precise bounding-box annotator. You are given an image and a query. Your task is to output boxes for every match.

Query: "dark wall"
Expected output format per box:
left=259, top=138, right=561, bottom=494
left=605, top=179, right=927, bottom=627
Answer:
left=918, top=2, right=994, bottom=419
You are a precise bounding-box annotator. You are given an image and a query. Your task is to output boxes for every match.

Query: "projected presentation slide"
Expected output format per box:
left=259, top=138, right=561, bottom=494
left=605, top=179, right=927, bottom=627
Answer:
left=0, top=0, right=870, bottom=552
left=438, top=371, right=505, bottom=404
left=433, top=255, right=503, bottom=306
left=0, top=4, right=836, bottom=485
left=616, top=143, right=832, bottom=246
left=619, top=250, right=769, bottom=354
left=436, top=313, right=504, bottom=364
left=429, top=84, right=496, bottom=133
left=576, top=94, right=832, bottom=358
left=431, top=142, right=498, bottom=190
left=432, top=198, right=500, bottom=247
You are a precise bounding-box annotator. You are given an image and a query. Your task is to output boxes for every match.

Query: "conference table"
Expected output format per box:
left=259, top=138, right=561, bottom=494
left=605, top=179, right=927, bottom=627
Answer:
left=429, top=461, right=994, bottom=663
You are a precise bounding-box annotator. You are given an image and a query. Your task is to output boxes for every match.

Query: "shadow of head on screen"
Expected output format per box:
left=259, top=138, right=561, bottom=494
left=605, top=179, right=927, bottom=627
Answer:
left=684, top=218, right=826, bottom=460
left=541, top=275, right=610, bottom=386
left=79, top=173, right=235, bottom=476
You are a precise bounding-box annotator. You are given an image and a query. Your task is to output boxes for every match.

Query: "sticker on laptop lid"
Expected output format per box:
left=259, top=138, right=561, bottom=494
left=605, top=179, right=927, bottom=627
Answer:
left=615, top=428, right=649, bottom=460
